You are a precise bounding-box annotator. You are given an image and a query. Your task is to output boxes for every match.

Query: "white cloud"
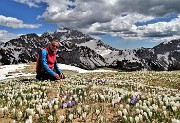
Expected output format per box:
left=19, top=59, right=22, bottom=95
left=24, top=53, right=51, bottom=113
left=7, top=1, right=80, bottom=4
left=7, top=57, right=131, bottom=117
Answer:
left=13, top=0, right=41, bottom=8
left=0, top=30, right=20, bottom=42
left=152, top=35, right=180, bottom=43
left=13, top=0, right=180, bottom=42
left=135, top=15, right=180, bottom=37
left=0, top=15, right=42, bottom=29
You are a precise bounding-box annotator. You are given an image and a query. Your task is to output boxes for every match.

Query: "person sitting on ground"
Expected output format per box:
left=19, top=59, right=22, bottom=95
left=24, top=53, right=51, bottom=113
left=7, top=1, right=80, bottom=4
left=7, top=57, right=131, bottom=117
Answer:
left=36, top=39, right=65, bottom=81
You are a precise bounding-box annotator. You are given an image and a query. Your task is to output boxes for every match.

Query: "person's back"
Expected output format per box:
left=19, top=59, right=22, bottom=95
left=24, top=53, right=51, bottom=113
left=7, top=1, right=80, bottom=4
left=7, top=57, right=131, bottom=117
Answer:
left=36, top=39, right=65, bottom=81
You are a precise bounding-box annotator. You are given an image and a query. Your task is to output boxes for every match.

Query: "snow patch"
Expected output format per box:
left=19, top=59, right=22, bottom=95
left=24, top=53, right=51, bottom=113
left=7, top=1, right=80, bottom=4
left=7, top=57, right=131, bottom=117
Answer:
left=0, top=63, right=116, bottom=80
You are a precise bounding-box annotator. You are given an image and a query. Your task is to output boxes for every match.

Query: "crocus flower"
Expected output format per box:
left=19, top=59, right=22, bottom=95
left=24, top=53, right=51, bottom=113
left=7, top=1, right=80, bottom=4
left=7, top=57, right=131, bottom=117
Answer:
left=129, top=117, right=133, bottom=123
left=18, top=111, right=22, bottom=118
left=96, top=109, right=100, bottom=115
left=54, top=105, right=58, bottom=111
left=70, top=100, right=75, bottom=107
left=130, top=95, right=138, bottom=105
left=68, top=114, right=73, bottom=121
left=135, top=116, right=140, bottom=123
left=82, top=112, right=87, bottom=120
left=98, top=79, right=103, bottom=84
left=118, top=110, right=122, bottom=117
left=59, top=115, right=65, bottom=122
left=48, top=115, right=53, bottom=121
left=61, top=103, right=67, bottom=109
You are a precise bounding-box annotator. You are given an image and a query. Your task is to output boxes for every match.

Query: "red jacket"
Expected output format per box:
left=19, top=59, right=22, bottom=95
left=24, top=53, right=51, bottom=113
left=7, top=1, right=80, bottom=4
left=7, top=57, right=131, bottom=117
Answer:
left=36, top=47, right=62, bottom=76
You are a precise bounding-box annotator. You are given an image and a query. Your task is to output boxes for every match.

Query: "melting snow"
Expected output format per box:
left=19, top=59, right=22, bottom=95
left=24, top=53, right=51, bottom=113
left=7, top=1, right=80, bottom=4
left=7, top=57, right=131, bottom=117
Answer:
left=0, top=63, right=116, bottom=80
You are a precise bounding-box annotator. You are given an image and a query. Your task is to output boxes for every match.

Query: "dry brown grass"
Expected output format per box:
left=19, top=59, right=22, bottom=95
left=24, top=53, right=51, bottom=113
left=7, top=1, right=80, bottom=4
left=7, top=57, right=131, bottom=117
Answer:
left=22, top=62, right=78, bottom=75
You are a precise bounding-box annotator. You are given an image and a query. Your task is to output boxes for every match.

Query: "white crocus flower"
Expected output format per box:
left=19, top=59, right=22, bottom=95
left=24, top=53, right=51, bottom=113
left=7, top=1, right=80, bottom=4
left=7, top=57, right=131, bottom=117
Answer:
left=162, top=106, right=166, bottom=110
left=172, top=118, right=180, bottom=123
left=19, top=100, right=23, bottom=106
left=59, top=115, right=65, bottom=122
left=84, top=91, right=87, bottom=96
left=36, top=107, right=41, bottom=113
left=129, top=116, right=133, bottom=123
left=25, top=118, right=32, bottom=123
left=122, top=109, right=128, bottom=116
left=123, top=115, right=127, bottom=121
left=29, top=115, right=33, bottom=121
left=112, top=99, right=115, bottom=106
left=136, top=108, right=140, bottom=114
left=48, top=103, right=52, bottom=109
left=140, top=109, right=144, bottom=115
left=143, top=112, right=148, bottom=119
left=18, top=111, right=22, bottom=118
left=163, top=110, right=167, bottom=116
left=120, top=104, right=123, bottom=110
left=139, top=114, right=143, bottom=122
left=118, top=110, right=122, bottom=116
left=172, top=106, right=177, bottom=112
left=153, top=104, right=158, bottom=112
left=12, top=108, right=16, bottom=116
left=4, top=106, right=8, bottom=112
left=39, top=109, right=44, bottom=115
left=148, top=111, right=153, bottom=118
left=135, top=116, right=140, bottom=123
left=26, top=108, right=34, bottom=116
left=126, top=104, right=130, bottom=110
left=149, top=106, right=153, bottom=111
left=35, top=114, right=39, bottom=119
left=136, top=103, right=140, bottom=107
left=100, top=94, right=105, bottom=101
left=100, top=115, right=104, bottom=122
left=68, top=113, right=73, bottom=121
left=128, top=98, right=131, bottom=103
left=96, top=109, right=100, bottom=115
left=75, top=98, right=79, bottom=103
left=77, top=107, right=82, bottom=115
left=54, top=105, right=58, bottom=111
left=42, top=102, right=47, bottom=108
left=48, top=115, right=53, bottom=121
left=82, top=112, right=87, bottom=120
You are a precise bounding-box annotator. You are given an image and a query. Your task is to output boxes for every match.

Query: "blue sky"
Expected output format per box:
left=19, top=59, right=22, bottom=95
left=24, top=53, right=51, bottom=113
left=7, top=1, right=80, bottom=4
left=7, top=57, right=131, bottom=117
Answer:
left=1, top=0, right=180, bottom=49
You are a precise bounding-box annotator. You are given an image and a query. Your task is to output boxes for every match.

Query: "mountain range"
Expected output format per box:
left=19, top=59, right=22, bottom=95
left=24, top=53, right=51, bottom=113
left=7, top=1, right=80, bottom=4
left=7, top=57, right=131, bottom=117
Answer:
left=0, top=28, right=180, bottom=71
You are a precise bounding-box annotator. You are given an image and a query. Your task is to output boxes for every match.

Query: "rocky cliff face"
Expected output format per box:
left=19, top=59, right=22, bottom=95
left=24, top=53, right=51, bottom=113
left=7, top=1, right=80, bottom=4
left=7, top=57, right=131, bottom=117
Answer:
left=0, top=29, right=106, bottom=70
left=0, top=28, right=180, bottom=71
left=108, top=39, right=180, bottom=71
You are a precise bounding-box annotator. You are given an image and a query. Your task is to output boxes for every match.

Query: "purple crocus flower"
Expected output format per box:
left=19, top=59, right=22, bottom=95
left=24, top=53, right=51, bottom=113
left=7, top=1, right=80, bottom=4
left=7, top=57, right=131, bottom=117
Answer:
left=130, top=95, right=138, bottom=105
left=98, top=79, right=103, bottom=84
left=66, top=101, right=70, bottom=107
left=61, top=103, right=67, bottom=109
left=69, top=100, right=76, bottom=107
left=61, top=103, right=64, bottom=109
left=62, top=101, right=75, bottom=108
left=71, top=100, right=75, bottom=106
left=66, top=94, right=70, bottom=97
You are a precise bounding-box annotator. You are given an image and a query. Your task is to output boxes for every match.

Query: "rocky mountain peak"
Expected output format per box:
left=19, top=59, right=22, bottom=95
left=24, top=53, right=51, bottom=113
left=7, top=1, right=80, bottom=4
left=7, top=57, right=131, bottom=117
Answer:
left=0, top=28, right=180, bottom=71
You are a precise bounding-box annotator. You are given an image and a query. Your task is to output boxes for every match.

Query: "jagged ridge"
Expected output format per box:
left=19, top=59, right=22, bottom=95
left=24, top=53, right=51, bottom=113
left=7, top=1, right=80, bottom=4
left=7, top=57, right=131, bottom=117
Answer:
left=0, top=28, right=180, bottom=71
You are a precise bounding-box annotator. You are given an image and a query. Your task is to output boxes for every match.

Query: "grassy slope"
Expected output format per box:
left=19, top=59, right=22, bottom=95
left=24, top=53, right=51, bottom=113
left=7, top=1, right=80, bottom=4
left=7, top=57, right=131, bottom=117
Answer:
left=0, top=63, right=179, bottom=123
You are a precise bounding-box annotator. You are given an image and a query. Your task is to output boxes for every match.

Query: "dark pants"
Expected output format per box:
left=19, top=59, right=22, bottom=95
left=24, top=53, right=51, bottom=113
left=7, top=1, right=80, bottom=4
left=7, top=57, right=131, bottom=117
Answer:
left=36, top=71, right=64, bottom=81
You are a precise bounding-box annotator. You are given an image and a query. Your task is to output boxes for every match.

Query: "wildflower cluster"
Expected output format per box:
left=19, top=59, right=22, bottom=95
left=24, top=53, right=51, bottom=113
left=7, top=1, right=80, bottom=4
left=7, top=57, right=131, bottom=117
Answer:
left=0, top=71, right=179, bottom=123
